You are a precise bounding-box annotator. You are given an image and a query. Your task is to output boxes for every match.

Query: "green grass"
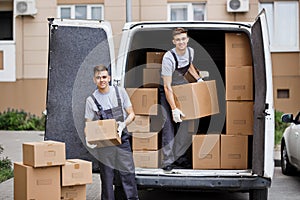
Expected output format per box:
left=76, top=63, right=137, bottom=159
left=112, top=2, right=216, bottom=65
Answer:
left=0, top=145, right=13, bottom=183
left=275, top=110, right=289, bottom=145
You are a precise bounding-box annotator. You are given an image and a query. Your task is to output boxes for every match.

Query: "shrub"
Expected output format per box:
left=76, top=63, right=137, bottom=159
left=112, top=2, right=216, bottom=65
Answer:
left=275, top=110, right=289, bottom=146
left=0, top=145, right=13, bottom=183
left=0, top=108, right=45, bottom=131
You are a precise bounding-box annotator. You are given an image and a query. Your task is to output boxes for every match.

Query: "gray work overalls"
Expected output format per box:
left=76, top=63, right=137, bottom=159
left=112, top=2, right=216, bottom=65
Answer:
left=159, top=48, right=192, bottom=168
left=91, top=86, right=139, bottom=200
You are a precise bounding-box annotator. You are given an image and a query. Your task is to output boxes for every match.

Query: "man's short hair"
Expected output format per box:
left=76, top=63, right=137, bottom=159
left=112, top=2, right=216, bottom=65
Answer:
left=172, top=27, right=188, bottom=37
left=94, top=65, right=108, bottom=75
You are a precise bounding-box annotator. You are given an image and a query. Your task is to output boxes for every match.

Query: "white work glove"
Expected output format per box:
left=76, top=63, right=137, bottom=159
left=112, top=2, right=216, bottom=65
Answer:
left=171, top=108, right=185, bottom=123
left=117, top=121, right=126, bottom=137
left=197, top=78, right=204, bottom=82
left=85, top=137, right=97, bottom=149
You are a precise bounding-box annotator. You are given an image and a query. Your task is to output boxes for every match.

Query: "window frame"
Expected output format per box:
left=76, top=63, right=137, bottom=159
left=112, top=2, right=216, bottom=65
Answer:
left=167, top=3, right=206, bottom=21
left=57, top=4, right=104, bottom=20
left=259, top=1, right=299, bottom=52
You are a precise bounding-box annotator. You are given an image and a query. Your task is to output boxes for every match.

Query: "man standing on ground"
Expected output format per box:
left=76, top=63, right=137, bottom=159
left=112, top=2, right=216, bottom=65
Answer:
left=84, top=65, right=139, bottom=200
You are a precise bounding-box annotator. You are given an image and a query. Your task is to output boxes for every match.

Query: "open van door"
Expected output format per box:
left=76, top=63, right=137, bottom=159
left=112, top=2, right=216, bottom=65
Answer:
left=45, top=19, right=115, bottom=171
left=250, top=9, right=274, bottom=199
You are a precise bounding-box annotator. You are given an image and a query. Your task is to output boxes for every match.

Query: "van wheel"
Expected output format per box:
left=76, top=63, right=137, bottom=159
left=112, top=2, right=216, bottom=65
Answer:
left=281, top=140, right=296, bottom=175
left=249, top=189, right=268, bottom=200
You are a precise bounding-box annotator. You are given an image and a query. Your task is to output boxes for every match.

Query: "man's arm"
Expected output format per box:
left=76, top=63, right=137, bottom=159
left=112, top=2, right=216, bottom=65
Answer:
left=162, top=76, right=177, bottom=110
left=124, top=106, right=135, bottom=126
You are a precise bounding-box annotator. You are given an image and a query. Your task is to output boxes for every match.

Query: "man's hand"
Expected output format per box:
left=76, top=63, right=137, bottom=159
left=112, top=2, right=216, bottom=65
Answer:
left=85, top=137, right=97, bottom=149
left=117, top=121, right=126, bottom=137
left=171, top=108, right=185, bottom=123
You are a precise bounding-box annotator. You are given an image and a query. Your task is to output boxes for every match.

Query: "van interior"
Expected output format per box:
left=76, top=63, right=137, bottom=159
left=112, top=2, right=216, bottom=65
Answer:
left=124, top=27, right=253, bottom=170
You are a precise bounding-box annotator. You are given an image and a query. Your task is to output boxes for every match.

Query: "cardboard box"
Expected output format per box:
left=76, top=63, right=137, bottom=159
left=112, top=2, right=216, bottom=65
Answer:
left=23, top=140, right=66, bottom=168
left=61, top=159, right=93, bottom=186
left=127, top=115, right=150, bottom=133
left=85, top=119, right=121, bottom=147
left=61, top=185, right=86, bottom=200
left=172, top=80, right=219, bottom=120
left=143, top=68, right=161, bottom=87
left=132, top=132, right=160, bottom=151
left=221, top=135, right=248, bottom=169
left=126, top=88, right=158, bottom=115
left=192, top=134, right=220, bottom=169
left=146, top=52, right=165, bottom=64
left=14, top=162, right=61, bottom=200
left=226, top=101, right=253, bottom=135
left=225, top=33, right=252, bottom=67
left=133, top=150, right=160, bottom=168
left=226, top=66, right=253, bottom=100
left=145, top=63, right=162, bottom=69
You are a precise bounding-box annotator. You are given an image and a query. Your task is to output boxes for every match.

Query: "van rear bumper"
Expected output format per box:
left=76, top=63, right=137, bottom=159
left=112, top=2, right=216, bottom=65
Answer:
left=135, top=169, right=271, bottom=191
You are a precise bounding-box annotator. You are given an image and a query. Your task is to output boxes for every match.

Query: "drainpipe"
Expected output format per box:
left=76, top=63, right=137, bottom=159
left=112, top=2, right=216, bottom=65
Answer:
left=126, top=0, right=132, bottom=22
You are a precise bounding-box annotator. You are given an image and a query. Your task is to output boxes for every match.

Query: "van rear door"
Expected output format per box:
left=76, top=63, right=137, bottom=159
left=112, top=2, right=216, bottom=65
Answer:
left=45, top=19, right=115, bottom=172
left=250, top=10, right=274, bottom=179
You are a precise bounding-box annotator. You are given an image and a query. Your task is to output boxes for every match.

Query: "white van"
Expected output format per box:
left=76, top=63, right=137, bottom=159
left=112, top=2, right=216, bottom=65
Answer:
left=46, top=10, right=274, bottom=200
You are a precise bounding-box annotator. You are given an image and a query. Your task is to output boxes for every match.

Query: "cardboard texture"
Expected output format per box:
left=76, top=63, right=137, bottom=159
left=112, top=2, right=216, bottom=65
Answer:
left=132, top=132, right=160, bottom=151
left=22, top=140, right=66, bottom=168
left=226, top=66, right=253, bottom=100
left=14, top=162, right=61, bottom=200
left=143, top=68, right=161, bottom=87
left=126, top=88, right=158, bottom=115
left=61, top=159, right=93, bottom=186
left=145, top=63, right=162, bottom=69
left=172, top=80, right=219, bottom=120
left=226, top=101, right=254, bottom=135
left=61, top=185, right=86, bottom=200
left=127, top=115, right=150, bottom=133
left=85, top=119, right=121, bottom=147
left=192, top=134, right=220, bottom=169
left=146, top=52, right=165, bottom=64
left=225, top=33, right=252, bottom=67
left=133, top=150, right=160, bottom=168
left=221, top=135, right=248, bottom=169
left=0, top=51, right=3, bottom=70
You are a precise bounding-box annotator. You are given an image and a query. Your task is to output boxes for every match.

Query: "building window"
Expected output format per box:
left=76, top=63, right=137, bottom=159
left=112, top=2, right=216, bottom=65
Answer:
left=58, top=5, right=104, bottom=20
left=260, top=1, right=299, bottom=52
left=0, top=11, right=13, bottom=40
left=168, top=3, right=206, bottom=21
left=277, top=89, right=290, bottom=99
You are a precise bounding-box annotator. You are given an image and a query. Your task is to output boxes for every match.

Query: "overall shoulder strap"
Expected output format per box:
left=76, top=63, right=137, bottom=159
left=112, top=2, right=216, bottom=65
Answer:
left=114, top=86, right=122, bottom=107
left=90, top=94, right=104, bottom=120
left=170, top=50, right=178, bottom=69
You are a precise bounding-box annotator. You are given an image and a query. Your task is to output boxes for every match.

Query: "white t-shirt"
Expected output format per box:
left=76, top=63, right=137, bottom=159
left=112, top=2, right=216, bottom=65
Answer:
left=161, top=47, right=194, bottom=77
left=85, top=86, right=132, bottom=120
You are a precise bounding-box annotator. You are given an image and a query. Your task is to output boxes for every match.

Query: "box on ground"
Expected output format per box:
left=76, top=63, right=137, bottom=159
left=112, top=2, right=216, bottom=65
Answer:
left=85, top=119, right=121, bottom=147
left=143, top=68, right=161, bottom=87
left=61, top=159, right=93, bottom=186
left=133, top=150, right=160, bottom=168
left=127, top=115, right=150, bottom=133
left=221, top=135, right=248, bottom=169
left=192, top=134, right=220, bottom=169
left=146, top=52, right=165, bottom=64
left=61, top=185, right=86, bottom=200
left=14, top=162, right=61, bottom=200
left=132, top=132, right=160, bottom=151
left=172, top=80, right=219, bottom=120
left=126, top=88, right=158, bottom=115
left=226, top=66, right=253, bottom=100
left=226, top=101, right=253, bottom=135
left=225, top=32, right=252, bottom=67
left=22, top=140, right=66, bottom=168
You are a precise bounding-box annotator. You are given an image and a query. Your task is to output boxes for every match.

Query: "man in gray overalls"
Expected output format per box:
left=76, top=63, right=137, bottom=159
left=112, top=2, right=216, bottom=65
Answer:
left=85, top=65, right=139, bottom=200
left=160, top=27, right=203, bottom=171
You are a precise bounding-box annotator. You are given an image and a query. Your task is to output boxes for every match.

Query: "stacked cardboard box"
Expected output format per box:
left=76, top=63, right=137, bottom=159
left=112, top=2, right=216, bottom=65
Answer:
left=14, top=141, right=92, bottom=200
left=143, top=52, right=164, bottom=88
left=223, top=32, right=254, bottom=169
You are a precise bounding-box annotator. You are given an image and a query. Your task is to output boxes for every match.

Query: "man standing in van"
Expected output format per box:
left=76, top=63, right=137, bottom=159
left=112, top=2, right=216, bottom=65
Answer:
left=84, top=65, right=139, bottom=200
left=160, top=27, right=202, bottom=171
